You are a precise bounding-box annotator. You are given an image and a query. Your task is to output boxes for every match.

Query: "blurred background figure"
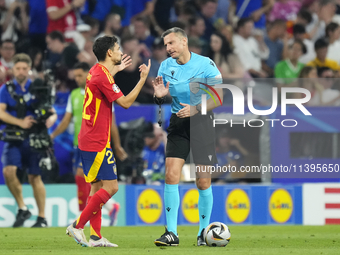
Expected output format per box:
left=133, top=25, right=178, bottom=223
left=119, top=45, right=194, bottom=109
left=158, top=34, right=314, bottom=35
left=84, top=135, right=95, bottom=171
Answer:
left=208, top=31, right=246, bottom=79
left=275, top=39, right=306, bottom=84
left=142, top=123, right=167, bottom=185
left=233, top=18, right=269, bottom=78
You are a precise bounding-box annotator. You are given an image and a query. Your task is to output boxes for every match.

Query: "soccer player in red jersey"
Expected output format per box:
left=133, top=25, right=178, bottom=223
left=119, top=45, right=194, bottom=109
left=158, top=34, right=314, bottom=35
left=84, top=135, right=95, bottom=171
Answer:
left=66, top=35, right=151, bottom=247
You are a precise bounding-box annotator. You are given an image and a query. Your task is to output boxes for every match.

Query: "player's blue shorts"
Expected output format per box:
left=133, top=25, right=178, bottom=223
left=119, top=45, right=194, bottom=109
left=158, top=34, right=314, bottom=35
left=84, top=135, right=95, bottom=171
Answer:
left=1, top=140, right=41, bottom=175
left=79, top=147, right=117, bottom=183
left=72, top=146, right=83, bottom=172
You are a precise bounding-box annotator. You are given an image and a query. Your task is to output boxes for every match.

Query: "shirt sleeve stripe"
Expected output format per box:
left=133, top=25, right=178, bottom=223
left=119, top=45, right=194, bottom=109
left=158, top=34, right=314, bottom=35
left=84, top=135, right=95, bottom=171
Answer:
left=101, top=67, right=115, bottom=84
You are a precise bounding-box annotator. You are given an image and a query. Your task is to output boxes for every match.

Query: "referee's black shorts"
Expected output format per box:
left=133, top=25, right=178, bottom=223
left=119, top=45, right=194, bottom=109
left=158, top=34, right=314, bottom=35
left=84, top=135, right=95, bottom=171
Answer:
left=166, top=111, right=217, bottom=165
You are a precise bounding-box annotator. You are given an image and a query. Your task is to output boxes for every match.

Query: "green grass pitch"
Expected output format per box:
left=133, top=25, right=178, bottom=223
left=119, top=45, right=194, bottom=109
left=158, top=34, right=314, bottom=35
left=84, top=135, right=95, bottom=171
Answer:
left=1, top=225, right=340, bottom=255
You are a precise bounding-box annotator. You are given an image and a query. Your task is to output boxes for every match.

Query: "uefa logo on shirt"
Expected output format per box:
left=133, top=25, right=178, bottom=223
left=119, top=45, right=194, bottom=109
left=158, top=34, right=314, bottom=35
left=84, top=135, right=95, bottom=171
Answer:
left=112, top=84, right=120, bottom=93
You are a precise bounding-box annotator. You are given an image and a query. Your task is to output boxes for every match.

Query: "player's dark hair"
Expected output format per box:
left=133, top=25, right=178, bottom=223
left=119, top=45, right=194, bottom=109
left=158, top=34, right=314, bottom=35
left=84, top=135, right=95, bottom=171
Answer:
left=12, top=53, right=32, bottom=66
left=326, top=22, right=339, bottom=38
left=73, top=62, right=91, bottom=72
left=290, top=39, right=307, bottom=54
left=162, top=27, right=187, bottom=39
left=93, top=36, right=118, bottom=62
left=236, top=18, right=253, bottom=33
left=314, top=37, right=329, bottom=50
left=293, top=24, right=306, bottom=35
left=47, top=30, right=65, bottom=43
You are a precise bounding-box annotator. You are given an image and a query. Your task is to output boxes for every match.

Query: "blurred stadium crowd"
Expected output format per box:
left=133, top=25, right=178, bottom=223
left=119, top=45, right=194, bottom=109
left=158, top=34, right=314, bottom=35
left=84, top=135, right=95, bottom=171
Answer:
left=0, top=0, right=340, bottom=184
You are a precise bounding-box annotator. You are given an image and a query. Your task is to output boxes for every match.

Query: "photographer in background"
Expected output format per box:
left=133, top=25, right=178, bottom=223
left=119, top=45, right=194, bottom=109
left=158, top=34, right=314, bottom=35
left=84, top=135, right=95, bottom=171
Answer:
left=0, top=53, right=57, bottom=228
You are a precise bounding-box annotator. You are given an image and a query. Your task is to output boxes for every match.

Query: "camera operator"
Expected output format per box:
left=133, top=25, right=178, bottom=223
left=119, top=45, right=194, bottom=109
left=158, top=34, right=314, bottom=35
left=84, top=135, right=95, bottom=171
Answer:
left=0, top=53, right=57, bottom=228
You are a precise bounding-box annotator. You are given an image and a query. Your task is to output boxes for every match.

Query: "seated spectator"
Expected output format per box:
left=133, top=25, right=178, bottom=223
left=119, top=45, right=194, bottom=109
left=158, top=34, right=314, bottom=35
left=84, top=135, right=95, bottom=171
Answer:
left=306, top=0, right=336, bottom=42
left=142, top=123, right=167, bottom=184
left=229, top=0, right=274, bottom=29
left=83, top=17, right=100, bottom=39
left=46, top=0, right=86, bottom=42
left=297, top=66, right=324, bottom=106
left=28, top=47, right=44, bottom=80
left=263, top=19, right=287, bottom=77
left=307, top=37, right=340, bottom=72
left=91, top=0, right=154, bottom=27
left=325, top=22, right=340, bottom=64
left=96, top=13, right=122, bottom=42
left=199, top=0, right=218, bottom=42
left=169, top=0, right=196, bottom=25
left=208, top=31, right=246, bottom=79
left=188, top=37, right=203, bottom=55
left=297, top=65, right=340, bottom=106
left=0, top=39, right=15, bottom=81
left=291, top=24, right=315, bottom=64
left=269, top=0, right=301, bottom=22
left=275, top=39, right=306, bottom=84
left=131, top=16, right=155, bottom=50
left=233, top=18, right=269, bottom=78
left=296, top=8, right=313, bottom=27
left=188, top=16, right=206, bottom=42
left=0, top=0, right=28, bottom=42
left=46, top=30, right=80, bottom=77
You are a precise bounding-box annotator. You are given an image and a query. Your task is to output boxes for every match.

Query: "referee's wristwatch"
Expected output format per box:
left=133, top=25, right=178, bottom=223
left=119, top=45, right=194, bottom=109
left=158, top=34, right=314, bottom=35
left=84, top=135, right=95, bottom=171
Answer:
left=196, top=104, right=201, bottom=113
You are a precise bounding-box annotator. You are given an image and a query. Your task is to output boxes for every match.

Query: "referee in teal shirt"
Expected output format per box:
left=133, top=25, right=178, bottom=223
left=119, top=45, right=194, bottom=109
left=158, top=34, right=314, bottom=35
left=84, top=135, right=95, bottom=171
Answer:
left=152, top=27, right=223, bottom=246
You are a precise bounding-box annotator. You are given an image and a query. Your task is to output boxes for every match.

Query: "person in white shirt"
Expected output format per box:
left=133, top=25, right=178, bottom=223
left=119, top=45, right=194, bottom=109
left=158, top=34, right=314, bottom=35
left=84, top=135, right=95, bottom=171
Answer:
left=233, top=18, right=269, bottom=78
left=326, top=22, right=340, bottom=64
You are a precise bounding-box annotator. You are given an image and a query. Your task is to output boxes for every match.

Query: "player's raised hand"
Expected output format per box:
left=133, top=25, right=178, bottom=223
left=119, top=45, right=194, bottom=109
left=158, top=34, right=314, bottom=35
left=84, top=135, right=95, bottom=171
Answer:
left=117, top=54, right=132, bottom=72
left=139, top=59, right=151, bottom=80
left=152, top=76, right=170, bottom=98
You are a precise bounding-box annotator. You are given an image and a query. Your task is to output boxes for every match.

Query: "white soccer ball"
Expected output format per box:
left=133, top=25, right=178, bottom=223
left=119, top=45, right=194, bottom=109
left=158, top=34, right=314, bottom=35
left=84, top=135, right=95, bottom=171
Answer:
left=203, top=222, right=231, bottom=247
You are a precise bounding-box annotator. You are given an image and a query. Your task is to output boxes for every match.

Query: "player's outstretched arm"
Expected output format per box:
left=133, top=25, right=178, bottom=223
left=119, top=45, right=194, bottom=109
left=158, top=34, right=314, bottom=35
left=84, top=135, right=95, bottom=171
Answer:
left=152, top=76, right=169, bottom=98
left=115, top=59, right=151, bottom=109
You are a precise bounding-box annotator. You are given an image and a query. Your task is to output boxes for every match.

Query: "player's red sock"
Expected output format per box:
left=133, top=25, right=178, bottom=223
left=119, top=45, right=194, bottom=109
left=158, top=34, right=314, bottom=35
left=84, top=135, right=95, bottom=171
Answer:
left=75, top=189, right=111, bottom=229
left=75, top=175, right=91, bottom=211
left=87, top=194, right=103, bottom=238
left=90, top=206, right=102, bottom=239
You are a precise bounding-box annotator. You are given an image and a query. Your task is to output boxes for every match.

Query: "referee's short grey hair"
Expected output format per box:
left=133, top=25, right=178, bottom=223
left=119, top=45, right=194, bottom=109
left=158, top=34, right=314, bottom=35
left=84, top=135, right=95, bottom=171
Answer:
left=161, top=27, right=188, bottom=39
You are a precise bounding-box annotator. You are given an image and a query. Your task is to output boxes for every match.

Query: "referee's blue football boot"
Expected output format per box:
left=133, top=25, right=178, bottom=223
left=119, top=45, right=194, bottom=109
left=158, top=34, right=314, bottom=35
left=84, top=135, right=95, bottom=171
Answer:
left=197, top=229, right=207, bottom=246
left=154, top=227, right=179, bottom=246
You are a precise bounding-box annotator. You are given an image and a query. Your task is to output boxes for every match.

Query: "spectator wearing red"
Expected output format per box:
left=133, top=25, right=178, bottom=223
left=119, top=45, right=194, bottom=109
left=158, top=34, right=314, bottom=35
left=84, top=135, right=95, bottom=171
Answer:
left=46, top=0, right=85, bottom=41
left=0, top=39, right=15, bottom=82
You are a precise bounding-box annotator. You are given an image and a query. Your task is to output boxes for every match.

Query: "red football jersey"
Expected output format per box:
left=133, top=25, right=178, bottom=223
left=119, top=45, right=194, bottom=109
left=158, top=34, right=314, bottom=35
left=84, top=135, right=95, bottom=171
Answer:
left=46, top=0, right=76, bottom=33
left=78, top=64, right=123, bottom=152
